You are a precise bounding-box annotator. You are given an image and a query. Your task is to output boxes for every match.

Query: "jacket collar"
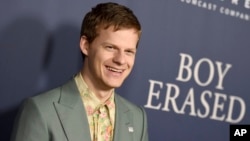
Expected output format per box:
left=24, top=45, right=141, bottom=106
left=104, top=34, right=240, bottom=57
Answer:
left=54, top=79, right=133, bottom=141
left=113, top=94, right=134, bottom=141
left=54, top=79, right=91, bottom=141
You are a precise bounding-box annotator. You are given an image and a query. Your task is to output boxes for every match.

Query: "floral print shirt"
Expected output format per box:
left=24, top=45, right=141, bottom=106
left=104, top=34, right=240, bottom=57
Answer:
left=74, top=72, right=115, bottom=141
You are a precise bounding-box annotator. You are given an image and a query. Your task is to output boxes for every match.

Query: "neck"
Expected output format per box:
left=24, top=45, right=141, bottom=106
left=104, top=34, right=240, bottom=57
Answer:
left=95, top=90, right=113, bottom=103
left=80, top=70, right=114, bottom=103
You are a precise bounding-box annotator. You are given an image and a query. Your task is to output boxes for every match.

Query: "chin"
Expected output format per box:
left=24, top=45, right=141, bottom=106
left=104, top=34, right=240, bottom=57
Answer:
left=109, top=84, right=122, bottom=88
left=106, top=81, right=123, bottom=88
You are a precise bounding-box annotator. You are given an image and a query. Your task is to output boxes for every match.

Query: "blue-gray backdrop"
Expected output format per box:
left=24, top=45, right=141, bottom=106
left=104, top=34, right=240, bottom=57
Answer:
left=1, top=0, right=249, bottom=141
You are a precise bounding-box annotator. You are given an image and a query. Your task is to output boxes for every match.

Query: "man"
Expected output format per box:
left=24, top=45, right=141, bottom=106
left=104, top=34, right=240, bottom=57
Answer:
left=11, top=2, right=148, bottom=141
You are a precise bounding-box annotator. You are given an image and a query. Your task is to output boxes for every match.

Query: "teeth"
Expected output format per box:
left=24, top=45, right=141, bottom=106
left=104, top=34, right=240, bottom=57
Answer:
left=107, top=67, right=123, bottom=73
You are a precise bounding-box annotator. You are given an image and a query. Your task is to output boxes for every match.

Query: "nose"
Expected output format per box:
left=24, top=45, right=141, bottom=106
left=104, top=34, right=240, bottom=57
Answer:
left=113, top=51, right=126, bottom=65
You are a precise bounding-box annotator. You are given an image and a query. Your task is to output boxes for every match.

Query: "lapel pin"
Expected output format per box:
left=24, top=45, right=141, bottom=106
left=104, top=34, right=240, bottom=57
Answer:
left=128, top=127, right=134, bottom=132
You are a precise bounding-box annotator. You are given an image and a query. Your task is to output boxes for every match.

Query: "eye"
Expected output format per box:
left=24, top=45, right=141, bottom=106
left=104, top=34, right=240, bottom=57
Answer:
left=125, top=49, right=136, bottom=56
left=105, top=46, right=115, bottom=51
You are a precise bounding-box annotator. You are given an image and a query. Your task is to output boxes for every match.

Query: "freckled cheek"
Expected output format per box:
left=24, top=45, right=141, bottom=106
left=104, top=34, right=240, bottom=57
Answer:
left=97, top=54, right=112, bottom=64
left=127, top=58, right=136, bottom=68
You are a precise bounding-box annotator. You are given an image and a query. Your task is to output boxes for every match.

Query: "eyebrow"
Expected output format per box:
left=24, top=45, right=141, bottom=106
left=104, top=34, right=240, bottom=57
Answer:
left=102, top=42, right=137, bottom=50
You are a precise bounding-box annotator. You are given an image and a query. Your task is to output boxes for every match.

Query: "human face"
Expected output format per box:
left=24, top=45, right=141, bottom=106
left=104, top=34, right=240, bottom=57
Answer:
left=80, top=26, right=139, bottom=90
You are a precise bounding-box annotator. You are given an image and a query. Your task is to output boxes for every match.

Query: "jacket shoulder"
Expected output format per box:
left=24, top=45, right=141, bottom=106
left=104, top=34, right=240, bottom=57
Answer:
left=31, top=78, right=77, bottom=104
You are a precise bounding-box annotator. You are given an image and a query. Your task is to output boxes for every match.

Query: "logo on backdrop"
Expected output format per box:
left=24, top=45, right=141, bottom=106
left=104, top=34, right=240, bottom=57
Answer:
left=179, top=0, right=250, bottom=22
left=144, top=53, right=246, bottom=123
left=230, top=125, right=250, bottom=141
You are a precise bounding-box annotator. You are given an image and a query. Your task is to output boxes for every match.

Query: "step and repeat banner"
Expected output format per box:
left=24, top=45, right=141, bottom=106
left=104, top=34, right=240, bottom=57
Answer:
left=1, top=0, right=249, bottom=141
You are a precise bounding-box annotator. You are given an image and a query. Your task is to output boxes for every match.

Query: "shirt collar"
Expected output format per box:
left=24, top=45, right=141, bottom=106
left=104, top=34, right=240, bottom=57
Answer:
left=74, top=72, right=115, bottom=115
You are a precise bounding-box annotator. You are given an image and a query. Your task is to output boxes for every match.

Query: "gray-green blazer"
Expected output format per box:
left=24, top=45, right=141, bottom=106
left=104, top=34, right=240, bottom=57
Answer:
left=11, top=79, right=148, bottom=141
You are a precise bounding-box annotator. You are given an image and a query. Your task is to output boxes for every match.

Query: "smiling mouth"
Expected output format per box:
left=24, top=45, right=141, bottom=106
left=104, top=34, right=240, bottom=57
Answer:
left=106, top=66, right=124, bottom=73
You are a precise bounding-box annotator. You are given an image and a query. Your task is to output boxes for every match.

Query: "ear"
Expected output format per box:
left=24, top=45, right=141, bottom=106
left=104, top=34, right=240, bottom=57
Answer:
left=80, top=36, right=89, bottom=56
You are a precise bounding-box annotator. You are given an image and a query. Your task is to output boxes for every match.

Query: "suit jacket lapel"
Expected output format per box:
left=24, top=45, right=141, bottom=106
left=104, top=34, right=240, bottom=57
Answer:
left=113, top=94, right=134, bottom=141
left=54, top=79, right=91, bottom=141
